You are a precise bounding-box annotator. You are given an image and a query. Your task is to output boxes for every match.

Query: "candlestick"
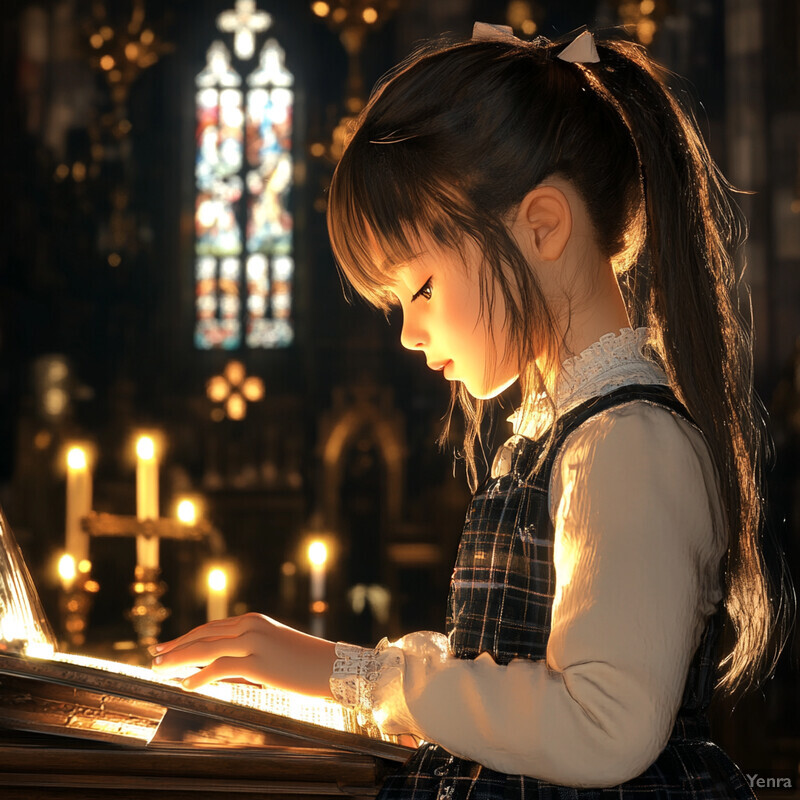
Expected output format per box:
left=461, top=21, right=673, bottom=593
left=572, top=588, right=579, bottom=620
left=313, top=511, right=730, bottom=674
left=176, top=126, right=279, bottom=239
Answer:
left=65, top=446, right=92, bottom=562
left=310, top=564, right=325, bottom=606
left=57, top=555, right=99, bottom=650
left=135, top=435, right=159, bottom=569
left=129, top=565, right=169, bottom=648
left=206, top=567, right=229, bottom=621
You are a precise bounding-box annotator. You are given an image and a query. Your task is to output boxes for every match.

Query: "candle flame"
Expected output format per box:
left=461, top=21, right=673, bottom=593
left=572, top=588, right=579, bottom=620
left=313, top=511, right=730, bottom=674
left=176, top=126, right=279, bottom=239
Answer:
left=177, top=499, right=197, bottom=525
left=67, top=447, right=87, bottom=470
left=58, top=553, right=77, bottom=583
left=136, top=435, right=155, bottom=461
left=208, top=567, right=228, bottom=593
left=308, top=540, right=328, bottom=568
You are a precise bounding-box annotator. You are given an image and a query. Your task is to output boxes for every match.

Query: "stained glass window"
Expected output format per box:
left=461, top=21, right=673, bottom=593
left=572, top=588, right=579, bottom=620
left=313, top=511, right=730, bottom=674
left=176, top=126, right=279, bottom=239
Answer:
left=194, top=18, right=294, bottom=350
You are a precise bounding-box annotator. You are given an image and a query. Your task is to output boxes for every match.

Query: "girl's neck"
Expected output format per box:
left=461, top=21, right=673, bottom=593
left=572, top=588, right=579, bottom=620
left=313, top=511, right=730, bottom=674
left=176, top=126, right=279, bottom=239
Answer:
left=559, top=275, right=632, bottom=363
left=538, top=259, right=632, bottom=395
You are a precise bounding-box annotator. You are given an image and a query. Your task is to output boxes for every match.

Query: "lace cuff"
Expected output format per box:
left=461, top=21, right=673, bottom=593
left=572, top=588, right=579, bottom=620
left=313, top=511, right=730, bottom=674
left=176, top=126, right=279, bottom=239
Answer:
left=329, top=638, right=404, bottom=716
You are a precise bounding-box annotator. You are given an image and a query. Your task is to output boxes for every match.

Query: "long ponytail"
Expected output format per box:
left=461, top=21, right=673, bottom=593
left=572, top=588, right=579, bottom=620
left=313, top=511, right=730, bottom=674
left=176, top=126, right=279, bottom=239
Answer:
left=587, top=36, right=794, bottom=696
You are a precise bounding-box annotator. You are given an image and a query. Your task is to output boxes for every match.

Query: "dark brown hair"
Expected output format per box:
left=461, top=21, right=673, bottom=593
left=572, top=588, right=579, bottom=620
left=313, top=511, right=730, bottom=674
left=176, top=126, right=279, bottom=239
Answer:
left=326, top=29, right=793, bottom=697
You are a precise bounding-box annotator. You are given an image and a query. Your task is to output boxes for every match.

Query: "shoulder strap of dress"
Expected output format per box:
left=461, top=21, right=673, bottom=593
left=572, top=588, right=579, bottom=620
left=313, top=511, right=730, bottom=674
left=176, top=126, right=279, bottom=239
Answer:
left=488, top=384, right=699, bottom=492
left=554, top=383, right=698, bottom=439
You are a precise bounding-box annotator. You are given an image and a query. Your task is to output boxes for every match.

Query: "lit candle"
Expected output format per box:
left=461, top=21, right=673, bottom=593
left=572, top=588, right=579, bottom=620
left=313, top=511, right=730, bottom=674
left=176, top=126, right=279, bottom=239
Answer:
left=65, top=446, right=92, bottom=562
left=136, top=435, right=159, bottom=569
left=207, top=567, right=228, bottom=621
left=308, top=540, right=328, bottom=637
left=176, top=498, right=197, bottom=525
left=58, top=553, right=77, bottom=591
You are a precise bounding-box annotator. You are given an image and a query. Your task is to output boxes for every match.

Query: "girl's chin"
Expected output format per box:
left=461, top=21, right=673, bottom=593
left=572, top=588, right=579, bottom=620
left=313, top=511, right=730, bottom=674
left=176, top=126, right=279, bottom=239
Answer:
left=465, top=373, right=520, bottom=400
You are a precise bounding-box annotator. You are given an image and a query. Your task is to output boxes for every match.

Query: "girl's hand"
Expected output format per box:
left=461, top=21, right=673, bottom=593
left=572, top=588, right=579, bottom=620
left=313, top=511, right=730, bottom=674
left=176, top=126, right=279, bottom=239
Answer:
left=150, top=612, right=336, bottom=696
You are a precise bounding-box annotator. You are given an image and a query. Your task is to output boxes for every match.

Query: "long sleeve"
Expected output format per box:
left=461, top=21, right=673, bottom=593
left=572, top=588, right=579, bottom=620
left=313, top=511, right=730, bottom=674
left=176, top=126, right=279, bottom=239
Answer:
left=330, top=402, right=728, bottom=788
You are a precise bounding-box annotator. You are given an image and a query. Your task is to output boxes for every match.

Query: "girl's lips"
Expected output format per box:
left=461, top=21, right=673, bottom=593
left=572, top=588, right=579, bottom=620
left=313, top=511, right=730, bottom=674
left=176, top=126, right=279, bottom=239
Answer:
left=429, top=360, right=451, bottom=371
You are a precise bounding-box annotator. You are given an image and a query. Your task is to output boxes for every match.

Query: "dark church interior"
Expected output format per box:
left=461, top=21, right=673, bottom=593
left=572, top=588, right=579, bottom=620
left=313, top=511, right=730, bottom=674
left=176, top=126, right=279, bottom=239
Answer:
left=1, top=0, right=799, bottom=796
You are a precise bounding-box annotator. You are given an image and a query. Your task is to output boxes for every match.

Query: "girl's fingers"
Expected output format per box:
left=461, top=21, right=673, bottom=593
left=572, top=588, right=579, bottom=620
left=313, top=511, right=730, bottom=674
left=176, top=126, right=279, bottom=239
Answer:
left=153, top=617, right=247, bottom=655
left=152, top=635, right=256, bottom=674
left=180, top=655, right=261, bottom=692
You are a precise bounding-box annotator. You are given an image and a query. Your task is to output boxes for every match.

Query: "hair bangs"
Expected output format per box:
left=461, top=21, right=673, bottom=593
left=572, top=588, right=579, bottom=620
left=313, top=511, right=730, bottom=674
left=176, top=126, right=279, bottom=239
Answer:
left=328, top=127, right=475, bottom=312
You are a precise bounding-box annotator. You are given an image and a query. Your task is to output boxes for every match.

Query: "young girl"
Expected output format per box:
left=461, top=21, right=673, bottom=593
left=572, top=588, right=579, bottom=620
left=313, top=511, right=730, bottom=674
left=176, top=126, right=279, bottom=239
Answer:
left=152, top=23, right=792, bottom=797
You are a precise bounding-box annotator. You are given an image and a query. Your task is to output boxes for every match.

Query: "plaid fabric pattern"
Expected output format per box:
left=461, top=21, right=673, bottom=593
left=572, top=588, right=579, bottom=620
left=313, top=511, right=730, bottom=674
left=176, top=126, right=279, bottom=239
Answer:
left=379, top=384, right=755, bottom=800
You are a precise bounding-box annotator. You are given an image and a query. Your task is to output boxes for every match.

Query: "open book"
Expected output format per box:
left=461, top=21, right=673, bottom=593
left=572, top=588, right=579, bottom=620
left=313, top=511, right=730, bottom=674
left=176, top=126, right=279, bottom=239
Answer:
left=0, top=508, right=411, bottom=760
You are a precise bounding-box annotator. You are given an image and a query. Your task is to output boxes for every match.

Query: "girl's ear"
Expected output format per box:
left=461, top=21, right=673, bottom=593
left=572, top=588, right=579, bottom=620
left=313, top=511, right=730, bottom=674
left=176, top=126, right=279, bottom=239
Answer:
left=512, top=184, right=573, bottom=262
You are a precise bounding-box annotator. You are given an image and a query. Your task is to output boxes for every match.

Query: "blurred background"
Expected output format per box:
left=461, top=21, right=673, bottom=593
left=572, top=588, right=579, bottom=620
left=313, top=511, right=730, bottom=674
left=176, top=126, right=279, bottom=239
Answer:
left=0, top=0, right=798, bottom=785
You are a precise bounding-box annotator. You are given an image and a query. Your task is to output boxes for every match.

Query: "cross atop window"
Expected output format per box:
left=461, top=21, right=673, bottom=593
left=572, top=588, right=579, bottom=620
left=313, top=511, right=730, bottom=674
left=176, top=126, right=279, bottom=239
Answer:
left=217, top=0, right=272, bottom=60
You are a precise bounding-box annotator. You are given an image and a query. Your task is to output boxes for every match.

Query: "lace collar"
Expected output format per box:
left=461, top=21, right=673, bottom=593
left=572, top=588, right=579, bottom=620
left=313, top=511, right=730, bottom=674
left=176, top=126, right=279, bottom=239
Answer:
left=508, top=326, right=670, bottom=440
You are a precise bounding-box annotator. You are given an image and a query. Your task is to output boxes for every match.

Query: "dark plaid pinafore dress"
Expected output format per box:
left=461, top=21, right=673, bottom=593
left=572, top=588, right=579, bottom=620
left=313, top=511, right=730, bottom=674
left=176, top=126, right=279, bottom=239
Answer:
left=379, top=384, right=755, bottom=800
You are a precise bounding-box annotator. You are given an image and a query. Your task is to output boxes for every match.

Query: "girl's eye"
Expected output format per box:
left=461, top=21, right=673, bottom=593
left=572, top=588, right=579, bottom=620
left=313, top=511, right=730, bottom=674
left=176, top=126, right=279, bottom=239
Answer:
left=412, top=277, right=433, bottom=302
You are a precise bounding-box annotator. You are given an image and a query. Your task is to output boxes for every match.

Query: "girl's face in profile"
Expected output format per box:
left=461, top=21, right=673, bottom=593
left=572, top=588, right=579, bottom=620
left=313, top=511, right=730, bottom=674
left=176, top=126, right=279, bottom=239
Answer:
left=386, top=235, right=520, bottom=400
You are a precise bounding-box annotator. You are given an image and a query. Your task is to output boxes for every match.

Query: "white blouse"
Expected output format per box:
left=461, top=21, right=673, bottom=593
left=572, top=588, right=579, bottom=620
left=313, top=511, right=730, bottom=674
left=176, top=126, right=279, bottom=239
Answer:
left=330, top=327, right=728, bottom=788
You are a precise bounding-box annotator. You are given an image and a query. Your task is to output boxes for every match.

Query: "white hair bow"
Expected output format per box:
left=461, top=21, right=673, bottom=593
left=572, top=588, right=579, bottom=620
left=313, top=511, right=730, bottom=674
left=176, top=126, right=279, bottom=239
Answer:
left=471, top=22, right=600, bottom=64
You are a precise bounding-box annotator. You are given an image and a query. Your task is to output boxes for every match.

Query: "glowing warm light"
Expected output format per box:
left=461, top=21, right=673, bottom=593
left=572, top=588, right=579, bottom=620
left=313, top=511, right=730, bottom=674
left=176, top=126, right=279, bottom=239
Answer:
left=224, top=360, right=246, bottom=386
left=44, top=388, right=68, bottom=416
left=309, top=142, right=326, bottom=158
left=138, top=53, right=158, bottom=69
left=311, top=600, right=327, bottom=613
left=109, top=69, right=122, bottom=83
left=99, top=25, right=114, bottom=40
left=136, top=435, right=156, bottom=461
left=125, top=42, right=140, bottom=61
left=373, top=707, right=388, bottom=726
left=108, top=253, right=122, bottom=267
left=311, top=1, right=330, bottom=16
left=58, top=554, right=77, bottom=584
left=521, top=19, right=537, bottom=34
left=637, top=18, right=656, bottom=44
left=90, top=33, right=104, bottom=49
left=72, top=162, right=86, bottom=182
left=54, top=163, right=70, bottom=181
left=506, top=0, right=533, bottom=27
left=307, top=540, right=328, bottom=568
left=44, top=650, right=354, bottom=732
left=34, top=430, right=52, bottom=450
left=177, top=499, right=197, bottom=525
left=100, top=54, right=115, bottom=71
left=640, top=0, right=655, bottom=13
left=362, top=7, right=378, bottom=24
left=208, top=567, right=228, bottom=593
left=226, top=393, right=246, bottom=420
left=207, top=375, right=230, bottom=402
left=140, top=29, right=154, bottom=45
left=78, top=559, right=92, bottom=574
left=332, top=7, right=346, bottom=23
left=67, top=447, right=87, bottom=471
left=241, top=376, right=264, bottom=402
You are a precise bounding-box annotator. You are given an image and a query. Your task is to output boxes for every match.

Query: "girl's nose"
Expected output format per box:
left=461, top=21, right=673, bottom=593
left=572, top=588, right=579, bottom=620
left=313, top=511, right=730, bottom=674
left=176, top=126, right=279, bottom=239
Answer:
left=400, top=312, right=427, bottom=351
